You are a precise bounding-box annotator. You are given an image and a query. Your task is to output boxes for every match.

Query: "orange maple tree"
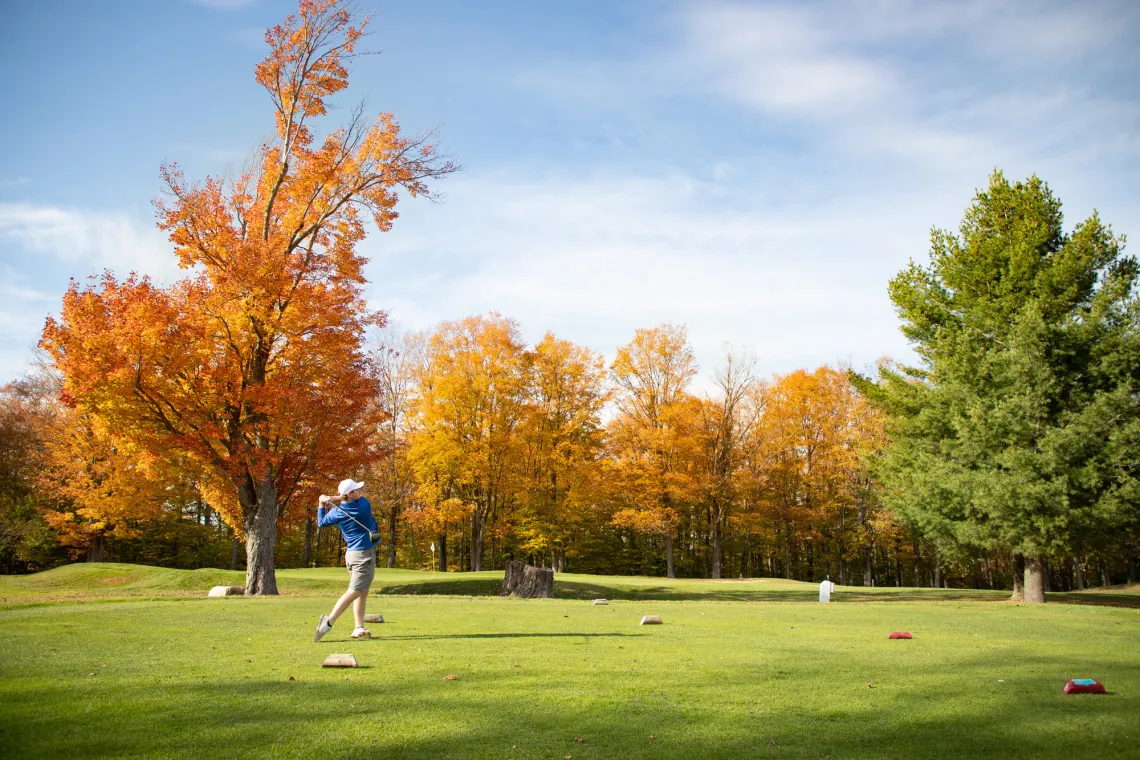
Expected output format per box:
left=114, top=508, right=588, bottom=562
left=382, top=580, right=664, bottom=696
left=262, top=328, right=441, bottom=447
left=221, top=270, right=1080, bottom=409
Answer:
left=516, top=333, right=608, bottom=571
left=407, top=314, right=529, bottom=571
left=40, top=0, right=454, bottom=593
left=607, top=324, right=699, bottom=578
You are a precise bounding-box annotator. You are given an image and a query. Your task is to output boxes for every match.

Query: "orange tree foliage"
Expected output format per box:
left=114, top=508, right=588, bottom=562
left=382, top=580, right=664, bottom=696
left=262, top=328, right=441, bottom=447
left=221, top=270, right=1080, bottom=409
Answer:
left=515, top=333, right=608, bottom=571
left=693, top=352, right=761, bottom=578
left=0, top=377, right=60, bottom=570
left=407, top=315, right=529, bottom=571
left=38, top=405, right=169, bottom=559
left=743, top=366, right=888, bottom=583
left=40, top=0, right=454, bottom=593
left=607, top=324, right=699, bottom=578
left=366, top=330, right=421, bottom=569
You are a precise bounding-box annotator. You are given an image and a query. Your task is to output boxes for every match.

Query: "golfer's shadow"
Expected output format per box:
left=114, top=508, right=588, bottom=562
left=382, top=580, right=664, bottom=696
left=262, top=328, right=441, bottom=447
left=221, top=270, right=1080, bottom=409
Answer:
left=376, top=632, right=647, bottom=641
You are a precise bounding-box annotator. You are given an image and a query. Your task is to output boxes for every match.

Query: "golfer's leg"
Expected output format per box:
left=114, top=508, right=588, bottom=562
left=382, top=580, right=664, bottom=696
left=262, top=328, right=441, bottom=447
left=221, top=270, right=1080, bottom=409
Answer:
left=352, top=589, right=369, bottom=629
left=328, top=590, right=360, bottom=625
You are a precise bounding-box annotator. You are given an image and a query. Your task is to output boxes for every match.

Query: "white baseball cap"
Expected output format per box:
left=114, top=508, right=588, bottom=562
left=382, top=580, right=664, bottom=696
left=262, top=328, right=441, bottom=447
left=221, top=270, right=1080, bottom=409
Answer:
left=338, top=479, right=365, bottom=497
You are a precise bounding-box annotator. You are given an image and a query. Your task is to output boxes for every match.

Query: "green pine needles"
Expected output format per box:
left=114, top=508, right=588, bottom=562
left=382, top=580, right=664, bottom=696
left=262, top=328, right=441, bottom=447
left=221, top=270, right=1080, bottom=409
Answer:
left=857, top=171, right=1139, bottom=603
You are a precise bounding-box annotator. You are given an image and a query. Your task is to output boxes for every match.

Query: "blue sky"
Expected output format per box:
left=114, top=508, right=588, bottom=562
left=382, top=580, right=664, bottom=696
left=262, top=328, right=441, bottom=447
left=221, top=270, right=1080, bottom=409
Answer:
left=2, top=0, right=1138, bottom=388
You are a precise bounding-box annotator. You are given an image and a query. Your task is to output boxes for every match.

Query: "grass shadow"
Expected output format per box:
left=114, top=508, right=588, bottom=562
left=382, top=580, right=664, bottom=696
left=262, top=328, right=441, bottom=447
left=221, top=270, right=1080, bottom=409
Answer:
left=375, top=632, right=647, bottom=641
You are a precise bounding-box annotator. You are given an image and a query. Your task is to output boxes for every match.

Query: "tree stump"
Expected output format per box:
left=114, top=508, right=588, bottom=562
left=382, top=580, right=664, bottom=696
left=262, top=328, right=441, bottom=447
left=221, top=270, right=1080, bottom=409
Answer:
left=501, top=561, right=554, bottom=598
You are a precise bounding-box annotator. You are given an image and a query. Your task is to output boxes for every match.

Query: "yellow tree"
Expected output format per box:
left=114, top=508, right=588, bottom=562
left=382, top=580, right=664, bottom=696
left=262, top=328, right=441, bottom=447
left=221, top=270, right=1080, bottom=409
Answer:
left=743, top=366, right=887, bottom=583
left=608, top=324, right=698, bottom=577
left=41, top=1, right=454, bottom=593
left=840, top=379, right=889, bottom=585
left=516, top=333, right=608, bottom=571
left=367, top=329, right=422, bottom=568
left=402, top=495, right=473, bottom=572
left=695, top=352, right=760, bottom=578
left=0, top=375, right=62, bottom=570
left=39, top=408, right=160, bottom=560
left=747, top=367, right=851, bottom=580
left=407, top=314, right=528, bottom=571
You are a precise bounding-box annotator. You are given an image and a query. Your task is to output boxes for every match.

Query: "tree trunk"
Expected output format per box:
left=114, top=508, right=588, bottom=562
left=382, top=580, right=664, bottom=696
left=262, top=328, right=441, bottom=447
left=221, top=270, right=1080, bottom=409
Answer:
left=913, top=539, right=922, bottom=587
left=1128, top=546, right=1136, bottom=584
left=894, top=542, right=902, bottom=587
left=387, top=508, right=398, bottom=569
left=303, top=518, right=314, bottom=568
left=933, top=557, right=941, bottom=588
left=784, top=528, right=792, bottom=579
left=240, top=476, right=278, bottom=595
left=862, top=546, right=873, bottom=587
left=86, top=533, right=106, bottom=562
left=1011, top=552, right=1024, bottom=601
left=1023, top=555, right=1046, bottom=603
left=501, top=560, right=554, bottom=598
left=471, top=511, right=484, bottom=572
left=710, top=518, right=723, bottom=579
left=437, top=532, right=447, bottom=572
left=1073, top=555, right=1085, bottom=590
left=229, top=535, right=240, bottom=570
left=839, top=557, right=847, bottom=586
left=665, top=532, right=675, bottom=578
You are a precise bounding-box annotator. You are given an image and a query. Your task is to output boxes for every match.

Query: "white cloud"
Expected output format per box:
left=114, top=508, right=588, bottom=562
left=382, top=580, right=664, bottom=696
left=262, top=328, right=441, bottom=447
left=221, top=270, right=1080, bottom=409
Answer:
left=678, top=3, right=894, bottom=116
left=0, top=266, right=57, bottom=381
left=364, top=171, right=929, bottom=384
left=512, top=1, right=1137, bottom=175
left=0, top=204, right=185, bottom=382
left=0, top=203, right=181, bottom=283
left=672, top=0, right=1139, bottom=170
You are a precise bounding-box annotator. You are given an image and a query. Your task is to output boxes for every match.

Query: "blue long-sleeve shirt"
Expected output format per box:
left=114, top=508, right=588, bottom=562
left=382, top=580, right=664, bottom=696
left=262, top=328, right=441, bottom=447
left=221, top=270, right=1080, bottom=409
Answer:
left=317, top=497, right=379, bottom=551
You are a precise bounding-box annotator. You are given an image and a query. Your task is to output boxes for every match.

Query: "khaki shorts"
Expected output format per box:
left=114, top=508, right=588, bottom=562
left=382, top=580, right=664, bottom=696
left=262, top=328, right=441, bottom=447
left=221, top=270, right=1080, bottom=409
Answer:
left=345, top=549, right=376, bottom=592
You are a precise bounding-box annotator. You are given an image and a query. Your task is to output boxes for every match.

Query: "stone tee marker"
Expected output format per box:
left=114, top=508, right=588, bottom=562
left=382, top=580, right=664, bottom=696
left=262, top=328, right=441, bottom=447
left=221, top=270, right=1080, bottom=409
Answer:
left=640, top=615, right=663, bottom=625
left=1063, top=679, right=1105, bottom=694
left=818, top=580, right=836, bottom=603
left=363, top=613, right=384, bottom=623
left=322, top=654, right=358, bottom=668
left=207, top=586, right=244, bottom=597
left=592, top=599, right=608, bottom=606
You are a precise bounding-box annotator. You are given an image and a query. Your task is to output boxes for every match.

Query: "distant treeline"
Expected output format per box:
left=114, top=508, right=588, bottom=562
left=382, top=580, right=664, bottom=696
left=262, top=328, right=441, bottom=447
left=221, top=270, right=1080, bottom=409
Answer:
left=2, top=172, right=1137, bottom=599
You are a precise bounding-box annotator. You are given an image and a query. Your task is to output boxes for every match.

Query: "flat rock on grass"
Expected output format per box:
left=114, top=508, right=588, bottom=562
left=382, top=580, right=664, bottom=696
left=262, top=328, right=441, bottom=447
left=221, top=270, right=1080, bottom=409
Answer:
left=207, top=586, right=244, bottom=597
left=322, top=654, right=358, bottom=668
left=363, top=614, right=384, bottom=623
left=592, top=599, right=608, bottom=606
left=640, top=615, right=663, bottom=625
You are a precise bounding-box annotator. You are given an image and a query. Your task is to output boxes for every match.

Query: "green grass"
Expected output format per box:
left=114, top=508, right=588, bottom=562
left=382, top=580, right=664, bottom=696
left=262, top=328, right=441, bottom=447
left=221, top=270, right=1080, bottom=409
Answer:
left=1, top=565, right=1138, bottom=759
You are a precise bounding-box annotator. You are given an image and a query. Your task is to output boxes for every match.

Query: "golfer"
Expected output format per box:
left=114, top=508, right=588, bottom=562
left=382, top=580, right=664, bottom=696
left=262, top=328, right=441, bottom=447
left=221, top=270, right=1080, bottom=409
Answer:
left=313, top=479, right=381, bottom=641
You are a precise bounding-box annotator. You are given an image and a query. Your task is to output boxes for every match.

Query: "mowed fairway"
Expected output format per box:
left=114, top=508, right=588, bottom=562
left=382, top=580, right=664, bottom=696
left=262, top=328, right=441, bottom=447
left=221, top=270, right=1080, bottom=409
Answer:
left=1, top=567, right=1138, bottom=759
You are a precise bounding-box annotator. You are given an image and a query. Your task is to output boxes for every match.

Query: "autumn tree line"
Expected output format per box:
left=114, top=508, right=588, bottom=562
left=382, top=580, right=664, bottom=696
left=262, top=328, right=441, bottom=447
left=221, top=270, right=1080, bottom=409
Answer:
left=5, top=277, right=1139, bottom=599
left=1, top=2, right=1137, bottom=601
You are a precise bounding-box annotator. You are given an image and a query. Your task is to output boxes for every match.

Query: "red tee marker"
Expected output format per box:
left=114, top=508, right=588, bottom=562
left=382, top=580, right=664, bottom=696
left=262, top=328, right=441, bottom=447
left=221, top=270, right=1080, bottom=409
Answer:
left=888, top=631, right=913, bottom=639
left=1063, top=679, right=1105, bottom=694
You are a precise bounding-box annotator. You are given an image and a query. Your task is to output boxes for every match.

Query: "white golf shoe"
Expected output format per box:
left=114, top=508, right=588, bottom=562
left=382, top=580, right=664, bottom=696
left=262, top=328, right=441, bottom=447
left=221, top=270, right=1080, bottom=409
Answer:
left=350, top=626, right=372, bottom=639
left=314, top=615, right=332, bottom=642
